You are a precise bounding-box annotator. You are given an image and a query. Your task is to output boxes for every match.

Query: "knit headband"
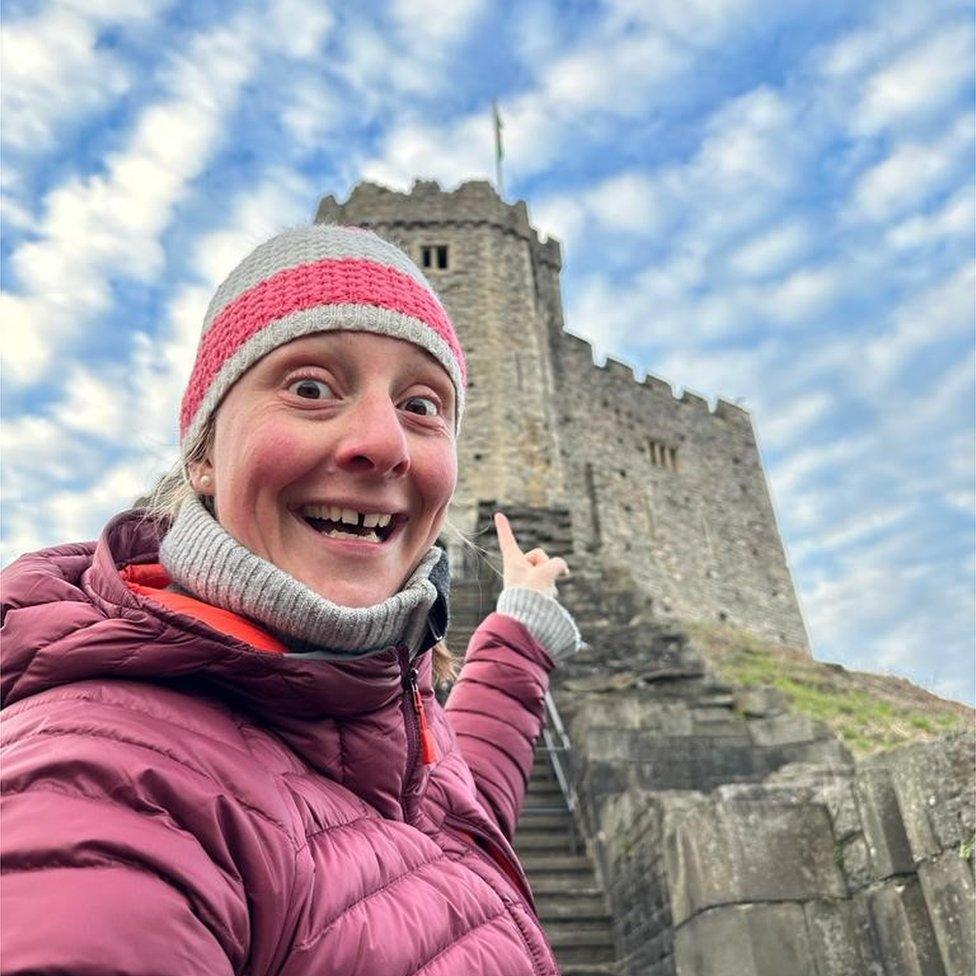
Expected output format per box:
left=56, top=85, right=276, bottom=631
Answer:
left=179, top=225, right=467, bottom=446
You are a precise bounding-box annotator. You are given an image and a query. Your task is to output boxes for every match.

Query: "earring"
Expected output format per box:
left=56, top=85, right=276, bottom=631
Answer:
left=198, top=474, right=213, bottom=489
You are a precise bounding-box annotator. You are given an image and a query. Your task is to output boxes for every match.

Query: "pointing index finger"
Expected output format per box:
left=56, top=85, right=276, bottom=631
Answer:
left=493, top=511, right=523, bottom=558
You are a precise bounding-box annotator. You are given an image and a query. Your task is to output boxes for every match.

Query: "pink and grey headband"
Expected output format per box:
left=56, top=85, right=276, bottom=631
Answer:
left=179, top=225, right=466, bottom=446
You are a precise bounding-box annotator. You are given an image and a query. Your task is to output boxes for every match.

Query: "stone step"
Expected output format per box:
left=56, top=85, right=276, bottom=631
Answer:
left=556, top=966, right=620, bottom=976
left=552, top=942, right=618, bottom=966
left=520, top=854, right=594, bottom=875
left=546, top=922, right=616, bottom=946
left=526, top=785, right=563, bottom=800
left=516, top=812, right=574, bottom=831
left=531, top=877, right=604, bottom=896
left=515, top=832, right=582, bottom=852
left=523, top=795, right=570, bottom=811
left=536, top=893, right=609, bottom=920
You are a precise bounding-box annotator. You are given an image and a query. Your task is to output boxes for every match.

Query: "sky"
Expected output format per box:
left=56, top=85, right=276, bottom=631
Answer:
left=2, top=0, right=974, bottom=703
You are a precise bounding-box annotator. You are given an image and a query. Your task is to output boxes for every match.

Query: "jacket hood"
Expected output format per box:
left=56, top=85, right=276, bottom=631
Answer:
left=1, top=509, right=452, bottom=818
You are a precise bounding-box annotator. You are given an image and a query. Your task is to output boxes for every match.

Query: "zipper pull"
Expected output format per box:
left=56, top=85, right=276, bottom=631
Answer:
left=408, top=667, right=438, bottom=765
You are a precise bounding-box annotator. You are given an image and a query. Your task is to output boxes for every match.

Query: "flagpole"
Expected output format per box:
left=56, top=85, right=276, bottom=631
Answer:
left=492, top=100, right=504, bottom=199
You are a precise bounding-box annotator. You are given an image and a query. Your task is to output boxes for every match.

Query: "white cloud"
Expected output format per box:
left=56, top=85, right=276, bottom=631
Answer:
left=1, top=166, right=314, bottom=563
left=361, top=12, right=697, bottom=190
left=862, top=261, right=975, bottom=386
left=361, top=113, right=495, bottom=191
left=1, top=17, right=262, bottom=386
left=0, top=1, right=168, bottom=152
left=769, top=436, right=871, bottom=496
left=851, top=112, right=973, bottom=221
left=390, top=0, right=487, bottom=47
left=727, top=221, right=811, bottom=279
left=852, top=22, right=974, bottom=136
left=757, top=390, right=833, bottom=450
left=539, top=31, right=685, bottom=115
left=280, top=76, right=341, bottom=149
left=268, top=0, right=333, bottom=59
left=887, top=185, right=976, bottom=250
left=585, top=172, right=661, bottom=235
left=603, top=0, right=770, bottom=43
left=794, top=502, right=913, bottom=562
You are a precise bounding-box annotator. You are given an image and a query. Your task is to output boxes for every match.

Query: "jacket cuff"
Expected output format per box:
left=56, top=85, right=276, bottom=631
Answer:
left=495, top=587, right=582, bottom=662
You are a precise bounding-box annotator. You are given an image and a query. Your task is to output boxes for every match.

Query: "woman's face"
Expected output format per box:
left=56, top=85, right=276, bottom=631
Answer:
left=193, top=331, right=458, bottom=608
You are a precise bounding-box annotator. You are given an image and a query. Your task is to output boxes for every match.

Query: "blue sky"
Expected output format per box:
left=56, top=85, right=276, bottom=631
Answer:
left=2, top=0, right=974, bottom=703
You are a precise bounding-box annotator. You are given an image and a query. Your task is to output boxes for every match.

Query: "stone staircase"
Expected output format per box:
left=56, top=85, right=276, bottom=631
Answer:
left=515, top=749, right=620, bottom=974
left=442, top=504, right=621, bottom=972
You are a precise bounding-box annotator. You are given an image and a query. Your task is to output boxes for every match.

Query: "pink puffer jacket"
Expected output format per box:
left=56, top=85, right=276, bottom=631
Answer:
left=1, top=512, right=560, bottom=975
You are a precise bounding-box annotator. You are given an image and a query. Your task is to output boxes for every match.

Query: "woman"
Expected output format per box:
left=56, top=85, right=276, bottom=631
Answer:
left=1, top=225, right=581, bottom=975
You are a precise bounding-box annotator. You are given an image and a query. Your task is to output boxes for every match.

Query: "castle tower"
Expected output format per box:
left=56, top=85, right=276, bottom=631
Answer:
left=314, top=180, right=810, bottom=652
left=315, top=180, right=569, bottom=535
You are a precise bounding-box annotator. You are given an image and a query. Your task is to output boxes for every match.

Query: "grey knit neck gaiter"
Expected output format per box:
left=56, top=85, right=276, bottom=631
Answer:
left=158, top=494, right=441, bottom=657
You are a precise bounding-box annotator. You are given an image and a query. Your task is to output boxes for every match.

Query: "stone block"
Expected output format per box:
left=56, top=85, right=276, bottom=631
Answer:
left=855, top=765, right=914, bottom=879
left=917, top=851, right=976, bottom=976
left=625, top=738, right=760, bottom=792
left=734, top=686, right=789, bottom=717
left=803, top=898, right=882, bottom=976
left=865, top=877, right=947, bottom=976
left=673, top=903, right=815, bottom=976
left=841, top=835, right=873, bottom=893
left=666, top=801, right=844, bottom=925
left=859, top=734, right=975, bottom=864
left=748, top=713, right=821, bottom=747
left=821, top=780, right=862, bottom=842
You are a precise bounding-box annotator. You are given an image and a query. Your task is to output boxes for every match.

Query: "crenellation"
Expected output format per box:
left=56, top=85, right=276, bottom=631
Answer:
left=314, top=179, right=811, bottom=651
left=678, top=389, right=710, bottom=411
left=603, top=356, right=638, bottom=383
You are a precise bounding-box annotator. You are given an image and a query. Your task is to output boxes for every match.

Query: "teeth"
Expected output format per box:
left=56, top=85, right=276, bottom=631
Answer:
left=300, top=504, right=395, bottom=529
left=325, top=528, right=381, bottom=543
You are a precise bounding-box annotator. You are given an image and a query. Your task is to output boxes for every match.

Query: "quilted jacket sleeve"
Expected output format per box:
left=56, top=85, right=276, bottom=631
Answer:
left=0, top=685, right=296, bottom=976
left=443, top=612, right=554, bottom=840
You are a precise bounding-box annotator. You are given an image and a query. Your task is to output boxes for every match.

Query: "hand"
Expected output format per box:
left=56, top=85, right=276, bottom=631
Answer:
left=494, top=512, right=570, bottom=598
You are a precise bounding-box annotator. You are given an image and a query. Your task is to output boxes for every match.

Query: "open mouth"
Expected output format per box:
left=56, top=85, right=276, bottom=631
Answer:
left=297, top=504, right=403, bottom=544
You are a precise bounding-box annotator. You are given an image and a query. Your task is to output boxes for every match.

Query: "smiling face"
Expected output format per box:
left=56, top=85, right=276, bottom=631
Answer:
left=190, top=331, right=458, bottom=608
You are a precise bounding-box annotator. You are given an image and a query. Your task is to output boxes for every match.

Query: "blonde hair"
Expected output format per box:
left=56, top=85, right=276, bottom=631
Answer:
left=141, top=420, right=479, bottom=687
left=142, top=419, right=216, bottom=525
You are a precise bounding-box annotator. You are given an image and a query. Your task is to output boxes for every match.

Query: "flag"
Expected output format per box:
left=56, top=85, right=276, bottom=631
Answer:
left=492, top=100, right=504, bottom=195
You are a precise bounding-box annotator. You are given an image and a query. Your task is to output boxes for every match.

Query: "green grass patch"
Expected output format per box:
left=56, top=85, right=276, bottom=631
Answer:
left=685, top=620, right=969, bottom=757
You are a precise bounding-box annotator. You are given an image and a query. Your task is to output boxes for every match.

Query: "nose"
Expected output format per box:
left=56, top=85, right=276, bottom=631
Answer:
left=333, top=391, right=411, bottom=478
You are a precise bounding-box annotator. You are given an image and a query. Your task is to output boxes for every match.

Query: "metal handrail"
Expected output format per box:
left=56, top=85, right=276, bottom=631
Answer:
left=539, top=690, right=580, bottom=854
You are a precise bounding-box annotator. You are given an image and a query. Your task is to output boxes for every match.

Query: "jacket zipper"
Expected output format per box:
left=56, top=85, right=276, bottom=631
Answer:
left=397, top=642, right=438, bottom=817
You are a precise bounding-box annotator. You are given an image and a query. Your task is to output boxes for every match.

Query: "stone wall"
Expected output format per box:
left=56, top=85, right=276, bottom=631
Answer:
left=551, top=613, right=975, bottom=976
left=550, top=331, right=808, bottom=650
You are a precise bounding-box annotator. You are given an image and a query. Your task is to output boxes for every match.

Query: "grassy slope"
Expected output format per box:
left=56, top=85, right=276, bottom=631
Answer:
left=685, top=621, right=975, bottom=757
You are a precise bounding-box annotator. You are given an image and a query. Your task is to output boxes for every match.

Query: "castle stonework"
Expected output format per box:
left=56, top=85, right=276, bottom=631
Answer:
left=315, top=180, right=809, bottom=651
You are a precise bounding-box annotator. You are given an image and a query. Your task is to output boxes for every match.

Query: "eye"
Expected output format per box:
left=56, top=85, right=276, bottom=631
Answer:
left=401, top=395, right=439, bottom=417
left=288, top=378, right=334, bottom=400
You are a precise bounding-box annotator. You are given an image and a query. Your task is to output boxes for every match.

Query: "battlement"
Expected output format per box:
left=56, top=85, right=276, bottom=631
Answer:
left=315, top=179, right=560, bottom=263
left=561, top=330, right=752, bottom=425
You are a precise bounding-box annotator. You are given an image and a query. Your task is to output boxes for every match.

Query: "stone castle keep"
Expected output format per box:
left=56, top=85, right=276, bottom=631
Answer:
left=315, top=179, right=809, bottom=652
left=313, top=181, right=974, bottom=976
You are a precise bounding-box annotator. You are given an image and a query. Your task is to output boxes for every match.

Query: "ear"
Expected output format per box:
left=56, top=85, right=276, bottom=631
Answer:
left=188, top=459, right=215, bottom=496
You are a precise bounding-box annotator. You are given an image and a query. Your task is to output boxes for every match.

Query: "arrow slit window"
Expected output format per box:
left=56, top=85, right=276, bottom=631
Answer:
left=421, top=245, right=449, bottom=270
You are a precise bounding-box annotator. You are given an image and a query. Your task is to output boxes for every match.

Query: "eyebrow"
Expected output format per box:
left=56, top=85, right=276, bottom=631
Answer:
left=273, top=342, right=455, bottom=412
